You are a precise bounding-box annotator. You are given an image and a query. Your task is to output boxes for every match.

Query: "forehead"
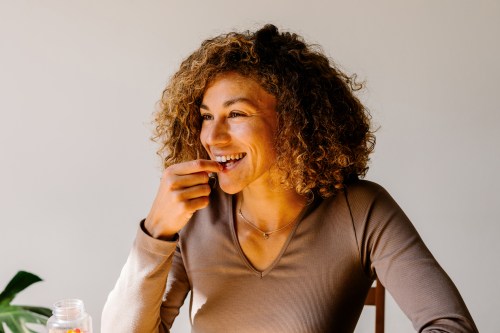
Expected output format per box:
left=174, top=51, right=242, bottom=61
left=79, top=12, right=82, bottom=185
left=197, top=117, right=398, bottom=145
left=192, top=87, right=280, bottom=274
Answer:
left=201, top=72, right=276, bottom=108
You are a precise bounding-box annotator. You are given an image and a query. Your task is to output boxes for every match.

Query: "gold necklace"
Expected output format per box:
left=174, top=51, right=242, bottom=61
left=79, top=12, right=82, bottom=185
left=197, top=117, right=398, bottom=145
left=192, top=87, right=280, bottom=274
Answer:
left=238, top=205, right=298, bottom=240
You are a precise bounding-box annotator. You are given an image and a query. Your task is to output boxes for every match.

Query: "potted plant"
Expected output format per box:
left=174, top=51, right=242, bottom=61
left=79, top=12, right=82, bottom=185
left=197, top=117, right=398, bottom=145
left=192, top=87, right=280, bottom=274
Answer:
left=0, top=271, right=51, bottom=333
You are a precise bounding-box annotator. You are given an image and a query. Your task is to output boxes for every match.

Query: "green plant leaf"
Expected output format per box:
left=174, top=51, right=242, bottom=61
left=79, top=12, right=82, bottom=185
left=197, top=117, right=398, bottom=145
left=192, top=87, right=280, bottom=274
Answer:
left=18, top=306, right=52, bottom=318
left=0, top=305, right=49, bottom=333
left=0, top=271, right=51, bottom=333
left=0, top=271, right=42, bottom=307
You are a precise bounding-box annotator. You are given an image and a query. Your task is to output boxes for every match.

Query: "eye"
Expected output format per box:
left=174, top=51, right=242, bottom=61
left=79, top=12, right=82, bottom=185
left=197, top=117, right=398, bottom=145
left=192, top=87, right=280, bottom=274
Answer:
left=201, top=113, right=213, bottom=121
left=229, top=111, right=245, bottom=118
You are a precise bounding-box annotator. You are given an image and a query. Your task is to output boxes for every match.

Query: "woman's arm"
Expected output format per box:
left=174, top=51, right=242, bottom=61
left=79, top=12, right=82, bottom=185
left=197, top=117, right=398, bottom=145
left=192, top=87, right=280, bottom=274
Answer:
left=347, top=182, right=478, bottom=332
left=102, top=159, right=220, bottom=331
left=101, top=222, right=190, bottom=333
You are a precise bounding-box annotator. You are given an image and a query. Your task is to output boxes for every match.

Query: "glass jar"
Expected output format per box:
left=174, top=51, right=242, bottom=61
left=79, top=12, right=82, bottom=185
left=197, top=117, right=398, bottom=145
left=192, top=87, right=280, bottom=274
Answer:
left=46, top=299, right=92, bottom=333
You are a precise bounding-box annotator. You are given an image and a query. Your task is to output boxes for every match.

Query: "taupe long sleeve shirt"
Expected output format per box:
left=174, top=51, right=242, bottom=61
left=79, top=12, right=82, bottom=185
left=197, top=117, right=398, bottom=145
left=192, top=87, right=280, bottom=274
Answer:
left=102, top=180, right=478, bottom=332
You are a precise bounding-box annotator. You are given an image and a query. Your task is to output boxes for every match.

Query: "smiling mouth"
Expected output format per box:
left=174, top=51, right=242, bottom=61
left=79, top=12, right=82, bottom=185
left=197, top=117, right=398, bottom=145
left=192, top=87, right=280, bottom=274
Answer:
left=214, top=153, right=246, bottom=168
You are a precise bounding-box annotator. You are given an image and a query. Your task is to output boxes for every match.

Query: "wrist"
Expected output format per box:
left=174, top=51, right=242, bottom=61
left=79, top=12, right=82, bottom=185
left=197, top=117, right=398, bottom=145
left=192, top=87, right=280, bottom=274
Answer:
left=142, top=218, right=178, bottom=241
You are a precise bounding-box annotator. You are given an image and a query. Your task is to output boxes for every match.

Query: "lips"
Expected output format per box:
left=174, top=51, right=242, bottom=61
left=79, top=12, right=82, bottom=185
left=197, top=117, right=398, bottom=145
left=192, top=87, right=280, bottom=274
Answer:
left=214, top=153, right=246, bottom=169
left=214, top=153, right=245, bottom=163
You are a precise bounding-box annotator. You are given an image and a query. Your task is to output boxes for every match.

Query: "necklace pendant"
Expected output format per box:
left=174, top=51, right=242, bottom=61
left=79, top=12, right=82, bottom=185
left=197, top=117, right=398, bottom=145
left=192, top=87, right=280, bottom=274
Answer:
left=263, top=233, right=269, bottom=239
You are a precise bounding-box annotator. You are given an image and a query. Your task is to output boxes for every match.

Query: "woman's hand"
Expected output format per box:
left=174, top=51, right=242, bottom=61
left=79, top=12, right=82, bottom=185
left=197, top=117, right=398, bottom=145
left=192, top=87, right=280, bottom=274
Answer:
left=144, top=159, right=222, bottom=240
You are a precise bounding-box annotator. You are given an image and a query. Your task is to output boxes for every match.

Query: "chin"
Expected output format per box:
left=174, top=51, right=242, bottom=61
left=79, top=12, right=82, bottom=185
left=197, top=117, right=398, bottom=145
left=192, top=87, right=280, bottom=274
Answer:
left=217, top=179, right=243, bottom=195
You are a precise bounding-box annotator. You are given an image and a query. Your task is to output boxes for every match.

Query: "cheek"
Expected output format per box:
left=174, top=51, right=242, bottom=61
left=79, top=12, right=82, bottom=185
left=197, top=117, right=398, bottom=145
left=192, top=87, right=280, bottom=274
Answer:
left=199, top=127, right=208, bottom=147
left=259, top=125, right=278, bottom=149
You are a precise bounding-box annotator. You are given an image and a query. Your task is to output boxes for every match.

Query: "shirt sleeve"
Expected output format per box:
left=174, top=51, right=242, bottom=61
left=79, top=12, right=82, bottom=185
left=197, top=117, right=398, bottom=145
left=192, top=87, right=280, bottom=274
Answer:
left=101, top=220, right=190, bottom=333
left=347, top=183, right=478, bottom=333
left=160, top=243, right=192, bottom=328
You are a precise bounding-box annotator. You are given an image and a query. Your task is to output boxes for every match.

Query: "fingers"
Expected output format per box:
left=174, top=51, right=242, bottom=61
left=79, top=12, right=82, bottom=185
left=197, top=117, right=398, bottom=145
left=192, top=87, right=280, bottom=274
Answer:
left=146, top=160, right=219, bottom=239
left=174, top=183, right=212, bottom=202
left=169, top=159, right=222, bottom=176
left=185, top=196, right=211, bottom=212
left=162, top=159, right=221, bottom=190
left=165, top=171, right=210, bottom=190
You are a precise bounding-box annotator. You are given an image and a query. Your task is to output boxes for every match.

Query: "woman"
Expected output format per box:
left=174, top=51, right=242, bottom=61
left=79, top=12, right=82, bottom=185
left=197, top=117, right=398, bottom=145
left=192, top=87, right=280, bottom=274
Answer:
left=102, top=24, right=477, bottom=332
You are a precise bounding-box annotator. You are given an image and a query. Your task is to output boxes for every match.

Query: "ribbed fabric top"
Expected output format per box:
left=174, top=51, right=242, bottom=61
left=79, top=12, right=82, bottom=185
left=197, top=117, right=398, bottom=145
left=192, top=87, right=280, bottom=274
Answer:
left=102, top=180, right=478, bottom=333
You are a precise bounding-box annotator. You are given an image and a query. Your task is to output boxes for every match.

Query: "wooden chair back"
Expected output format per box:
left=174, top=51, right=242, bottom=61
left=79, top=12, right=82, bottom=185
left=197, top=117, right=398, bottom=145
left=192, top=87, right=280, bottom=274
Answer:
left=364, top=278, right=385, bottom=333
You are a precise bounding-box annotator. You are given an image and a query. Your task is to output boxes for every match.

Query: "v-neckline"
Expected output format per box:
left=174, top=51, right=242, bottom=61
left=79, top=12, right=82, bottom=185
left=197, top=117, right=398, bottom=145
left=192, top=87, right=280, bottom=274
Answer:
left=228, top=194, right=309, bottom=278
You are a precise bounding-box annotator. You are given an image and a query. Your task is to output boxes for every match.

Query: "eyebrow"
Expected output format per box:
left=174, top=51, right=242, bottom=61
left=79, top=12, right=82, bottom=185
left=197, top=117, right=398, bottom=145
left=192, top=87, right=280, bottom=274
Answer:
left=200, top=97, right=258, bottom=110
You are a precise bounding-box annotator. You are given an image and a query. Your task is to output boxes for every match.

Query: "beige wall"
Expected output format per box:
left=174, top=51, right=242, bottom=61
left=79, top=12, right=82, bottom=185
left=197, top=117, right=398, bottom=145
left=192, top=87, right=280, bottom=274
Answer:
left=1, top=1, right=498, bottom=332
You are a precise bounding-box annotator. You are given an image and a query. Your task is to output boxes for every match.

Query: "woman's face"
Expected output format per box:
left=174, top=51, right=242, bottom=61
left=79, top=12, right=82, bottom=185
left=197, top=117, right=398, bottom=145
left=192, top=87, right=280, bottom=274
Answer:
left=200, top=72, right=278, bottom=194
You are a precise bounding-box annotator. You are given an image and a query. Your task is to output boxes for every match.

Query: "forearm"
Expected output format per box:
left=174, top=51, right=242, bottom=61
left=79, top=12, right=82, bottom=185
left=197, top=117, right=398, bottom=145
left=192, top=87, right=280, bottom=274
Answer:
left=102, top=222, right=178, bottom=333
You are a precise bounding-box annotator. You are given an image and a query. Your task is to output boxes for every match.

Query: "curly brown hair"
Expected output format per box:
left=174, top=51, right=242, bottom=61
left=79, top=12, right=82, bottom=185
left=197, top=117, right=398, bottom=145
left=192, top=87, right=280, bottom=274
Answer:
left=153, top=24, right=375, bottom=198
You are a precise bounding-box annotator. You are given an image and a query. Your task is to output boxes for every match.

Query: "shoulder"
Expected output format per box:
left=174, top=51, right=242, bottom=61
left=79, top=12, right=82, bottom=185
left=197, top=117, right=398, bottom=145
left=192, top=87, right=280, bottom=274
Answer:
left=310, top=179, right=393, bottom=216
left=342, top=179, right=393, bottom=206
left=339, top=179, right=404, bottom=227
left=313, top=179, right=394, bottom=229
left=344, top=179, right=387, bottom=195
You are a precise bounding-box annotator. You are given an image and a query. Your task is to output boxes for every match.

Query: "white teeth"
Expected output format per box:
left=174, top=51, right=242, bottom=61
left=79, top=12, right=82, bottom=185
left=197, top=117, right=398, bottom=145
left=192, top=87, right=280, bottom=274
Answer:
left=215, top=153, right=245, bottom=163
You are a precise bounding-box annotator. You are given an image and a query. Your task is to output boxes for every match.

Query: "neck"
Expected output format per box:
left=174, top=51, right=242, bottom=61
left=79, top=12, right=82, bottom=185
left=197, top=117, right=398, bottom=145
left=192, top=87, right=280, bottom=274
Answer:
left=238, top=186, right=308, bottom=231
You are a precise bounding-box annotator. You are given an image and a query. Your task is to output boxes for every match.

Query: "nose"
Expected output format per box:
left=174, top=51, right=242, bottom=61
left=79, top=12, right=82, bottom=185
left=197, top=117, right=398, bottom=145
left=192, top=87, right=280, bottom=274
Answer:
left=202, top=117, right=231, bottom=147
